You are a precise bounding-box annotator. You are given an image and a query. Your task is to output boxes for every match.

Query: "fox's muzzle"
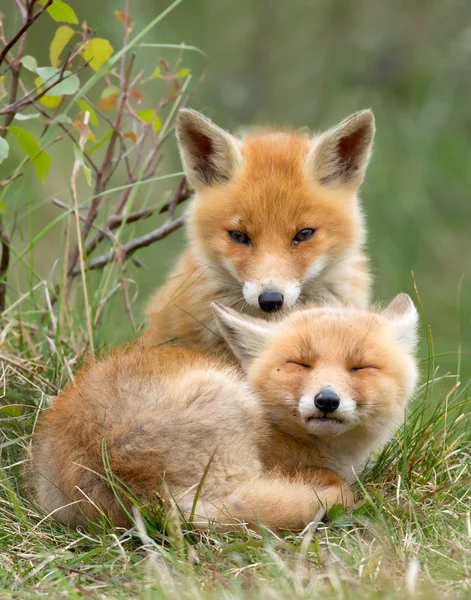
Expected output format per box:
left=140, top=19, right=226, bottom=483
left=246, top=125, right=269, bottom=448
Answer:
left=258, top=290, right=284, bottom=313
left=314, top=388, right=341, bottom=414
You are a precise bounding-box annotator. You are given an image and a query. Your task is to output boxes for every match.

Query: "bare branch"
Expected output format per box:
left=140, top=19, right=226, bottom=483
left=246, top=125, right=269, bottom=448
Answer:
left=0, top=0, right=51, bottom=67
left=0, top=64, right=89, bottom=118
left=107, top=207, right=156, bottom=229
left=159, top=176, right=193, bottom=215
left=71, top=216, right=185, bottom=276
left=0, top=223, right=10, bottom=313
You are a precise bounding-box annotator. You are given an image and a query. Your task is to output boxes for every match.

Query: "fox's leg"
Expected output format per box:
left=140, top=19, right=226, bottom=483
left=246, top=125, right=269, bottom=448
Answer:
left=184, top=475, right=349, bottom=531
left=278, top=466, right=354, bottom=509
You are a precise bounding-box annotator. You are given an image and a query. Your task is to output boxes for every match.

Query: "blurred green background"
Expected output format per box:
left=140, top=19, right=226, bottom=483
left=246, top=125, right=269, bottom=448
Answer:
left=4, top=0, right=471, bottom=375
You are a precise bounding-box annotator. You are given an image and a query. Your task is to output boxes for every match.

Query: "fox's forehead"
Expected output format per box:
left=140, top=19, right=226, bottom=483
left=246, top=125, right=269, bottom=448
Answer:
left=192, top=129, right=360, bottom=247
left=277, top=310, right=387, bottom=358
left=240, top=131, right=311, bottom=177
left=220, top=134, right=334, bottom=232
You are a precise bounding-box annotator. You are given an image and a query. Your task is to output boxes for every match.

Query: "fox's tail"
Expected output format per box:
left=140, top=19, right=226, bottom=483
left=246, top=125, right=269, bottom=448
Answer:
left=185, top=474, right=353, bottom=531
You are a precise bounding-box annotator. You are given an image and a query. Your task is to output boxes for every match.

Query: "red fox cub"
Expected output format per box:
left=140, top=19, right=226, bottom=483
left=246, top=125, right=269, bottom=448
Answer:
left=146, top=108, right=375, bottom=348
left=30, top=294, right=418, bottom=530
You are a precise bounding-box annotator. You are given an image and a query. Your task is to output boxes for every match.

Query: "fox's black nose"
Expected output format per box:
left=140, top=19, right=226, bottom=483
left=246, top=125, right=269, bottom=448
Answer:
left=314, top=389, right=340, bottom=414
left=258, top=291, right=284, bottom=313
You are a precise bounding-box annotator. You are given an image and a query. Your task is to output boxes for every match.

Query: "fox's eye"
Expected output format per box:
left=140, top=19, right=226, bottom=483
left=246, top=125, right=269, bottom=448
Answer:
left=228, top=231, right=251, bottom=245
left=286, top=360, right=311, bottom=369
left=293, top=228, right=316, bottom=244
left=350, top=366, right=378, bottom=372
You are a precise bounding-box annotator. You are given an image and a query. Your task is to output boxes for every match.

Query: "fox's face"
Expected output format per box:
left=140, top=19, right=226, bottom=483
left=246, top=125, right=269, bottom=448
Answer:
left=213, top=294, right=419, bottom=438
left=177, top=109, right=375, bottom=314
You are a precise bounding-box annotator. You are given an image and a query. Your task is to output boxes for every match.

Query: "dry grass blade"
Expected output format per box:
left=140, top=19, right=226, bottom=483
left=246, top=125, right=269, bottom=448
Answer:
left=70, top=113, right=95, bottom=355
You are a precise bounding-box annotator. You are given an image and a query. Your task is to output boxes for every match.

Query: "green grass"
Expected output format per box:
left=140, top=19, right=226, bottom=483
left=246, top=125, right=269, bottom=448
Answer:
left=1, top=269, right=470, bottom=598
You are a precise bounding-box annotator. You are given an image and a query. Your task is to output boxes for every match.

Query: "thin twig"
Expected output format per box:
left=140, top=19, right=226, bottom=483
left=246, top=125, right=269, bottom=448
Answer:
left=0, top=63, right=89, bottom=117
left=0, top=352, right=57, bottom=393
left=69, top=176, right=190, bottom=277
left=64, top=54, right=136, bottom=282
left=0, top=223, right=10, bottom=313
left=159, top=176, right=192, bottom=215
left=0, top=0, right=51, bottom=67
left=34, top=104, right=99, bottom=173
left=70, top=117, right=95, bottom=354
left=0, top=0, right=36, bottom=137
left=71, top=216, right=185, bottom=276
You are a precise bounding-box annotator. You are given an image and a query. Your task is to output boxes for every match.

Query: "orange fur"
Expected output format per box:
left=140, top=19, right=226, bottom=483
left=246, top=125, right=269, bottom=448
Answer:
left=29, top=344, right=351, bottom=530
left=29, top=295, right=418, bottom=531
left=146, top=109, right=374, bottom=349
left=213, top=294, right=419, bottom=483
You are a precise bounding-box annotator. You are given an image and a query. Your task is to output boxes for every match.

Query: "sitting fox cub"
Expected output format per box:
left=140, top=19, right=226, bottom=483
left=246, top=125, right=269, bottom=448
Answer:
left=30, top=294, right=418, bottom=530
left=146, top=108, right=375, bottom=348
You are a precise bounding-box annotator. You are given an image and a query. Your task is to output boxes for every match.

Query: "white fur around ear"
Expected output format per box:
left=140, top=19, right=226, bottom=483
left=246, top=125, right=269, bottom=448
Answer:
left=176, top=109, right=242, bottom=189
left=382, top=293, right=419, bottom=352
left=307, top=109, right=375, bottom=189
left=211, top=303, right=276, bottom=369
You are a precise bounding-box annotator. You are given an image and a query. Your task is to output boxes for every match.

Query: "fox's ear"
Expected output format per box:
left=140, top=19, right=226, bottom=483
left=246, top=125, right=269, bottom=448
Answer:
left=307, top=109, right=375, bottom=190
left=211, top=303, right=276, bottom=369
left=382, top=293, right=419, bottom=352
left=176, top=109, right=242, bottom=189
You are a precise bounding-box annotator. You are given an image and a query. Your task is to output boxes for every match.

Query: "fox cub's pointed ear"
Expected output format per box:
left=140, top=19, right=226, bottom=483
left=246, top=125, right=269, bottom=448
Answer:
left=308, top=109, right=375, bottom=190
left=176, top=109, right=242, bottom=189
left=211, top=303, right=275, bottom=369
left=382, top=293, right=419, bottom=352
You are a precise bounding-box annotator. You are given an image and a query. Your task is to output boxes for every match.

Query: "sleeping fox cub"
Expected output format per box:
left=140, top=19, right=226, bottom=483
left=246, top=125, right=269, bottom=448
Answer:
left=30, top=295, right=418, bottom=530
left=146, top=108, right=375, bottom=348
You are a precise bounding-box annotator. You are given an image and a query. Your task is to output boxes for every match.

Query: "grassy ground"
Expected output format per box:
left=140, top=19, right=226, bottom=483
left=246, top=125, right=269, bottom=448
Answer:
left=1, top=270, right=470, bottom=599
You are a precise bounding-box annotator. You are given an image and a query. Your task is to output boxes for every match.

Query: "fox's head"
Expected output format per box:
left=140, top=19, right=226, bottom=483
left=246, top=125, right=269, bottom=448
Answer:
left=177, top=108, right=375, bottom=314
left=212, top=294, right=419, bottom=438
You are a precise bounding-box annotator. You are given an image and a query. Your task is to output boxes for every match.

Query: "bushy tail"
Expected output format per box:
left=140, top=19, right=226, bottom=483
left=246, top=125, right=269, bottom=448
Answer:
left=186, top=474, right=353, bottom=531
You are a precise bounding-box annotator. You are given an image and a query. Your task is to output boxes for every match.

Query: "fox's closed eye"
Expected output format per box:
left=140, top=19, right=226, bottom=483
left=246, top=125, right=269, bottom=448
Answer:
left=228, top=230, right=251, bottom=245
left=350, top=365, right=378, bottom=372
left=286, top=360, right=311, bottom=369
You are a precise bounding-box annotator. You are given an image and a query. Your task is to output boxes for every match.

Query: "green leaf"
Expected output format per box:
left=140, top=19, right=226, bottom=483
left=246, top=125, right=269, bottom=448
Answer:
left=50, top=114, right=73, bottom=125
left=177, top=68, right=190, bottom=78
left=37, top=66, right=80, bottom=96
left=8, top=126, right=51, bottom=181
left=21, top=55, right=37, bottom=72
left=82, top=38, right=114, bottom=72
left=153, top=116, right=162, bottom=132
left=0, top=76, right=6, bottom=101
left=0, top=138, right=9, bottom=165
left=88, top=129, right=113, bottom=154
left=151, top=66, right=161, bottom=79
left=137, top=109, right=155, bottom=123
left=137, top=110, right=162, bottom=132
left=327, top=503, right=350, bottom=526
left=40, top=0, right=78, bottom=24
left=73, top=145, right=91, bottom=186
left=99, top=85, right=119, bottom=110
left=50, top=25, right=75, bottom=67
left=0, top=405, right=22, bottom=418
left=77, top=99, right=98, bottom=126
left=34, top=76, right=61, bottom=108
left=83, top=164, right=92, bottom=185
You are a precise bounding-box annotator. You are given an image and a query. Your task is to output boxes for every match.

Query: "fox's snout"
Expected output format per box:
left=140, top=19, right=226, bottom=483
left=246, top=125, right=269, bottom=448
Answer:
left=258, top=290, right=284, bottom=313
left=242, top=280, right=301, bottom=313
left=298, top=382, right=357, bottom=434
left=314, top=388, right=341, bottom=414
